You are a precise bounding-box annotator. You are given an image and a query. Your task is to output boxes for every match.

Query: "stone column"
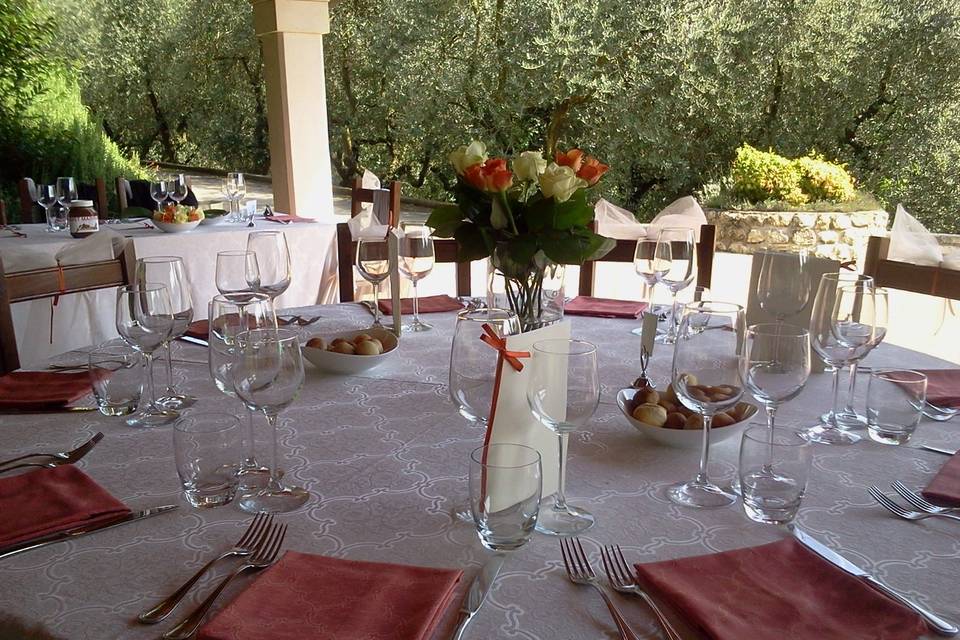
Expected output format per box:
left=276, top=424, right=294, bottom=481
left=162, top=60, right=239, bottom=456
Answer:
left=252, top=0, right=334, bottom=220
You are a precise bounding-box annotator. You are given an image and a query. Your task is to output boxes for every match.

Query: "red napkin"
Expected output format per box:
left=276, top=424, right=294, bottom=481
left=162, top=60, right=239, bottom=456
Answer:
left=267, top=213, right=315, bottom=223
left=634, top=538, right=925, bottom=640
left=917, top=369, right=960, bottom=408
left=198, top=551, right=462, bottom=640
left=0, top=371, right=99, bottom=411
left=379, top=294, right=464, bottom=315
left=0, top=465, right=130, bottom=548
left=184, top=319, right=209, bottom=340
left=563, top=296, right=647, bottom=319
left=922, top=453, right=960, bottom=507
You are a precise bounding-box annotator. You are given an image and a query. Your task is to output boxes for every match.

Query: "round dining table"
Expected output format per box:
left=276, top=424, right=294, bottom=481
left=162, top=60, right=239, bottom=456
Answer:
left=1, top=304, right=958, bottom=640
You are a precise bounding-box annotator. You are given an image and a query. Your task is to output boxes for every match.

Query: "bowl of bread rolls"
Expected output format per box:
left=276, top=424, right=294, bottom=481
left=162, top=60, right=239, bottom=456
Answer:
left=617, top=383, right=758, bottom=448
left=301, top=327, right=398, bottom=374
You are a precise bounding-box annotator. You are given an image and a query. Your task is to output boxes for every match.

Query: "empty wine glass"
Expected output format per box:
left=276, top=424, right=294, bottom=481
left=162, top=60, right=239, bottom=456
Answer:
left=356, top=238, right=390, bottom=328
left=668, top=301, right=746, bottom=508
left=527, top=338, right=600, bottom=535
left=227, top=172, right=246, bottom=219
left=150, top=179, right=168, bottom=212
left=169, top=174, right=189, bottom=205
left=36, top=184, right=62, bottom=232
left=399, top=224, right=435, bottom=332
left=247, top=231, right=292, bottom=300
left=216, top=250, right=262, bottom=302
left=756, top=251, right=810, bottom=324
left=630, top=236, right=670, bottom=336
left=832, top=287, right=888, bottom=430
left=233, top=328, right=309, bottom=513
left=116, top=284, right=176, bottom=427
left=656, top=227, right=696, bottom=344
left=55, top=177, right=76, bottom=220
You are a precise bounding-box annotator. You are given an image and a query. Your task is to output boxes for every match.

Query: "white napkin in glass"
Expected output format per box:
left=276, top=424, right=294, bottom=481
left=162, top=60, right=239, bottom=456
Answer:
left=887, top=204, right=943, bottom=267
left=347, top=170, right=391, bottom=239
left=648, top=196, right=707, bottom=241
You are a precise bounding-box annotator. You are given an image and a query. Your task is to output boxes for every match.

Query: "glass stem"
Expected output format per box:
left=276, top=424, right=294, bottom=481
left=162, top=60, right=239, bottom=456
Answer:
left=828, top=366, right=842, bottom=428
left=243, top=405, right=258, bottom=466
left=266, top=412, right=282, bottom=490
left=412, top=279, right=420, bottom=325
left=695, top=412, right=714, bottom=485
left=843, top=363, right=859, bottom=415
left=142, top=353, right=157, bottom=408
left=372, top=282, right=381, bottom=325
left=555, top=432, right=570, bottom=512
left=763, top=404, right=777, bottom=473
left=669, top=290, right=680, bottom=338
left=164, top=341, right=175, bottom=395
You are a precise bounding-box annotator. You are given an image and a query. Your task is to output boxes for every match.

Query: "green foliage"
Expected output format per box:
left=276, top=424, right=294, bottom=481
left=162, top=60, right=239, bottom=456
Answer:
left=796, top=155, right=857, bottom=202
left=730, top=145, right=808, bottom=206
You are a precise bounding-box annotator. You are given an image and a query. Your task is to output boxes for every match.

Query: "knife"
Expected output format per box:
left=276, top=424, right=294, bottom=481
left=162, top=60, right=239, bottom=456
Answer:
left=0, top=504, right=178, bottom=561
left=178, top=335, right=208, bottom=347
left=450, top=553, right=506, bottom=640
left=789, top=525, right=958, bottom=636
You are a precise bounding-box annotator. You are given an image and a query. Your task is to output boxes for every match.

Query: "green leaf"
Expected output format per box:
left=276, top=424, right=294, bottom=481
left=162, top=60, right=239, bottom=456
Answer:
left=425, top=204, right=463, bottom=238
left=490, top=196, right=509, bottom=230
left=522, top=196, right=554, bottom=232
left=504, top=235, right=539, bottom=266
left=454, top=223, right=493, bottom=262
left=540, top=230, right=615, bottom=265
left=551, top=189, right=593, bottom=230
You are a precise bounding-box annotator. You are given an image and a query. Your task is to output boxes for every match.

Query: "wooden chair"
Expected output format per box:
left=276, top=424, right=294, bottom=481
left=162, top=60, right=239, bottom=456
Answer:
left=116, top=177, right=198, bottom=215
left=19, top=177, right=109, bottom=222
left=578, top=224, right=716, bottom=296
left=863, top=235, right=960, bottom=300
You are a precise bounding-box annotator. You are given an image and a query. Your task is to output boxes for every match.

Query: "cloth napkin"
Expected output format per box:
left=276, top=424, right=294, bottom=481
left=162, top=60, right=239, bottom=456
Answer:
left=198, top=551, right=462, bottom=640
left=379, top=294, right=463, bottom=315
left=634, top=538, right=926, bottom=640
left=0, top=371, right=99, bottom=411
left=266, top=212, right=316, bottom=223
left=184, top=319, right=209, bottom=339
left=0, top=465, right=130, bottom=548
left=922, top=453, right=960, bottom=506
left=563, top=296, right=647, bottom=319
left=917, top=369, right=960, bottom=408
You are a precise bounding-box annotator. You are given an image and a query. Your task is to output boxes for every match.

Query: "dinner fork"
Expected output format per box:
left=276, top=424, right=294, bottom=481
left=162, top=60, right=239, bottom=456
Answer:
left=162, top=521, right=287, bottom=640
left=0, top=432, right=103, bottom=470
left=600, top=545, right=682, bottom=640
left=559, top=538, right=641, bottom=640
left=891, top=481, right=960, bottom=515
left=138, top=514, right=274, bottom=624
left=869, top=486, right=960, bottom=523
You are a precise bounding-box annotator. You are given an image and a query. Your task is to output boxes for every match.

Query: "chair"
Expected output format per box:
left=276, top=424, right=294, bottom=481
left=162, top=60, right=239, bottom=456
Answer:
left=578, top=224, right=716, bottom=296
left=116, top=177, right=198, bottom=215
left=863, top=235, right=960, bottom=300
left=0, top=251, right=131, bottom=375
left=19, top=177, right=109, bottom=222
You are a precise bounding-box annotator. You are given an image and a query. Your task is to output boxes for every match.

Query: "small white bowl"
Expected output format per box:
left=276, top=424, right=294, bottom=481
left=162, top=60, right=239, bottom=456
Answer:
left=200, top=215, right=228, bottom=226
left=616, top=388, right=757, bottom=448
left=301, top=327, right=398, bottom=375
left=152, top=219, right=201, bottom=233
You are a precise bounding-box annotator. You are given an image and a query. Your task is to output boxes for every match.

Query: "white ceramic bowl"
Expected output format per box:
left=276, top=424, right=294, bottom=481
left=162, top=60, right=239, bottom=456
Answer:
left=616, top=387, right=758, bottom=448
left=200, top=214, right=228, bottom=226
left=152, top=219, right=201, bottom=233
left=301, top=327, right=398, bottom=375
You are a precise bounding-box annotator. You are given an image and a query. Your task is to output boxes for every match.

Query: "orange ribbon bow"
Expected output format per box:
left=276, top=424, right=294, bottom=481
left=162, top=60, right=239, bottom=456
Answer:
left=479, top=323, right=529, bottom=372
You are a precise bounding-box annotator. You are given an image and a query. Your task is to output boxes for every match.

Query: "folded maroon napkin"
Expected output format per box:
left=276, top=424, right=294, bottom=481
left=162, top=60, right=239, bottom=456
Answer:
left=634, top=538, right=925, bottom=640
left=198, top=551, right=462, bottom=640
left=184, top=319, right=209, bottom=339
left=379, top=294, right=464, bottom=315
left=268, top=213, right=316, bottom=223
left=563, top=296, right=647, bottom=319
left=922, top=453, right=960, bottom=507
left=0, top=465, right=130, bottom=548
left=0, top=371, right=99, bottom=411
left=917, top=369, right=960, bottom=408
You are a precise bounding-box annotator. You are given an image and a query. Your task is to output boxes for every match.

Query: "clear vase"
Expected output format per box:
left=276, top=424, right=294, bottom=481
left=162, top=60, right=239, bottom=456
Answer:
left=487, top=248, right=565, bottom=332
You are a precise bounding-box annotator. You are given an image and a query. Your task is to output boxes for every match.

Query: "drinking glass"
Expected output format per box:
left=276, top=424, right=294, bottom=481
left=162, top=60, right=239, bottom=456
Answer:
left=630, top=236, right=670, bottom=336
left=55, top=177, right=76, bottom=221
left=216, top=250, right=262, bottom=302
left=208, top=294, right=276, bottom=490
left=169, top=174, right=189, bottom=205
left=356, top=238, right=390, bottom=328
left=116, top=284, right=176, bottom=427
left=36, top=184, right=62, bottom=232
left=174, top=412, right=243, bottom=508
left=832, top=288, right=888, bottom=430
left=743, top=323, right=811, bottom=445
left=469, top=443, right=541, bottom=552
left=136, top=257, right=195, bottom=410
left=88, top=344, right=142, bottom=416
left=668, top=301, right=746, bottom=508
left=399, top=224, right=435, bottom=332
left=227, top=172, right=246, bottom=219
left=247, top=231, right=292, bottom=300
left=739, top=426, right=813, bottom=525
left=756, top=250, right=810, bottom=324
left=656, top=227, right=696, bottom=344
left=233, top=328, right=309, bottom=513
left=527, top=338, right=600, bottom=535
left=150, top=179, right=168, bottom=211
left=866, top=369, right=927, bottom=445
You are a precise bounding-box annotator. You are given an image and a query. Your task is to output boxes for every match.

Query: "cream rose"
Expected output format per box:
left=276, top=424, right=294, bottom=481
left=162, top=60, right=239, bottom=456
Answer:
left=449, top=140, right=487, bottom=175
left=539, top=162, right=588, bottom=202
left=513, top=151, right=547, bottom=182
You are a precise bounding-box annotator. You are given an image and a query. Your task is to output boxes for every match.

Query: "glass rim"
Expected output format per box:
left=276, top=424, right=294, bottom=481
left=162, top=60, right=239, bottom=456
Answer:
left=118, top=283, right=168, bottom=294
left=88, top=343, right=138, bottom=356
left=532, top=338, right=597, bottom=356
left=871, top=368, right=927, bottom=384
left=681, top=300, right=743, bottom=313
left=457, top=307, right=518, bottom=322
left=822, top=272, right=873, bottom=284
left=174, top=411, right=242, bottom=434
left=217, top=249, right=256, bottom=257
left=248, top=229, right=283, bottom=238
left=742, top=424, right=810, bottom=447
left=236, top=327, right=298, bottom=345
left=747, top=323, right=809, bottom=338
left=470, top=443, right=541, bottom=468
left=137, top=255, right=183, bottom=265
left=656, top=226, right=695, bottom=236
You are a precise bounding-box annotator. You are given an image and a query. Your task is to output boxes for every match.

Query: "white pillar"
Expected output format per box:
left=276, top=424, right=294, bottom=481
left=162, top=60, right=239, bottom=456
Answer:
left=252, top=0, right=334, bottom=221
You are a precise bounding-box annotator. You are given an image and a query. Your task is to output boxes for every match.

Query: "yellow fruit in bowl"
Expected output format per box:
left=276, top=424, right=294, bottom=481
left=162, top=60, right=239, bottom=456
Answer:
left=632, top=403, right=667, bottom=427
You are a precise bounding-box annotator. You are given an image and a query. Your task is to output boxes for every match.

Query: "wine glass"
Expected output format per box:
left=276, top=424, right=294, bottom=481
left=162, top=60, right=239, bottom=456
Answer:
left=527, top=338, right=600, bottom=534
left=233, top=328, right=309, bottom=513
left=208, top=294, right=276, bottom=490
left=247, top=231, right=292, bottom=300
left=756, top=250, right=810, bottom=323
left=356, top=238, right=390, bottom=328
left=135, top=257, right=195, bottom=410
left=116, top=284, right=176, bottom=427
left=398, top=224, right=435, bottom=332
left=216, top=250, right=262, bottom=302
left=656, top=227, right=696, bottom=344
left=169, top=174, right=189, bottom=206
left=668, top=301, right=746, bottom=508
left=36, top=184, right=61, bottom=232
left=150, top=179, right=168, bottom=212
left=55, top=177, right=76, bottom=220
left=227, top=172, right=246, bottom=218
left=832, top=287, right=888, bottom=430
left=630, top=236, right=670, bottom=336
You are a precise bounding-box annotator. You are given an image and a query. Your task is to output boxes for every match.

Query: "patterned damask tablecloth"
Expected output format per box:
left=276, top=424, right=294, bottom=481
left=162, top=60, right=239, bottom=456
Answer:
left=1, top=304, right=959, bottom=640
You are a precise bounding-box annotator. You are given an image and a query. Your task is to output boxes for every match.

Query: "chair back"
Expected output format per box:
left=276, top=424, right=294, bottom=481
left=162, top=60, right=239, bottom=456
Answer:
left=19, top=177, right=109, bottom=222
left=18, top=178, right=40, bottom=223
left=863, top=235, right=960, bottom=300
left=117, top=178, right=198, bottom=214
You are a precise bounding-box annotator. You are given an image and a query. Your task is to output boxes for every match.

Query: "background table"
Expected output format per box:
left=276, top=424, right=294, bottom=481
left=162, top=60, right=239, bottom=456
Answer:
left=1, top=307, right=958, bottom=639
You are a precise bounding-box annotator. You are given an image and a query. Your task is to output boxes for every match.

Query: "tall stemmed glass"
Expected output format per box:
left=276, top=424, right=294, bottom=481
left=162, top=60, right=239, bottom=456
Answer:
left=135, top=257, right=195, bottom=410
left=630, top=237, right=670, bottom=336
left=36, top=184, right=60, bottom=232
left=169, top=174, right=189, bottom=206
left=247, top=231, right=292, bottom=301
left=209, top=294, right=275, bottom=490
left=656, top=227, right=696, bottom=344
left=216, top=251, right=262, bottom=302
left=757, top=250, right=810, bottom=324
left=527, top=339, right=600, bottom=535
left=356, top=238, right=390, bottom=328
left=150, top=179, right=168, bottom=212
left=116, top=284, right=176, bottom=427
left=832, top=288, right=888, bottom=430
left=668, top=301, right=746, bottom=508
left=399, top=224, right=435, bottom=332
left=233, top=328, right=309, bottom=513
left=226, top=172, right=246, bottom=219
left=55, top=177, right=76, bottom=220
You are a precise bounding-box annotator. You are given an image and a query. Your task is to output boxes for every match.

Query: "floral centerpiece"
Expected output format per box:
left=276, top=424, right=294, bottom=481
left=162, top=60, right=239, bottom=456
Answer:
left=427, top=141, right=615, bottom=330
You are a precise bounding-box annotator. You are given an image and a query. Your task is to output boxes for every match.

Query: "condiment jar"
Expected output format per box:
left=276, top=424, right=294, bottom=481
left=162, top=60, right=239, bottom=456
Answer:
left=68, top=200, right=99, bottom=238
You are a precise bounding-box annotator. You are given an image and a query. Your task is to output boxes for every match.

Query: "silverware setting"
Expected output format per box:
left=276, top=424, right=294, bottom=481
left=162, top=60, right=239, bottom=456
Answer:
left=0, top=432, right=103, bottom=473
left=913, top=444, right=959, bottom=456
left=277, top=314, right=322, bottom=327
left=450, top=553, right=505, bottom=640
left=891, top=481, right=960, bottom=515
left=924, top=402, right=958, bottom=421
left=869, top=486, right=960, bottom=524
left=559, top=538, right=641, bottom=640
left=600, top=545, right=681, bottom=640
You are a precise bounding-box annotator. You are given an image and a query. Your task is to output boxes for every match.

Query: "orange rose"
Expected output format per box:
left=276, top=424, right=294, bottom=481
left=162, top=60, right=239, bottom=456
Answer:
left=463, top=158, right=514, bottom=192
left=555, top=149, right=585, bottom=172
left=576, top=156, right=609, bottom=185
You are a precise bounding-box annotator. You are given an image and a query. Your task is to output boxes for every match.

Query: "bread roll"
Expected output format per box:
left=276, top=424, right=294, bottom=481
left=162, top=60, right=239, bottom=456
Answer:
left=683, top=413, right=703, bottom=430
left=632, top=403, right=667, bottom=427
left=664, top=412, right=687, bottom=429
left=712, top=412, right=735, bottom=427
left=636, top=387, right=659, bottom=405
left=355, top=340, right=382, bottom=356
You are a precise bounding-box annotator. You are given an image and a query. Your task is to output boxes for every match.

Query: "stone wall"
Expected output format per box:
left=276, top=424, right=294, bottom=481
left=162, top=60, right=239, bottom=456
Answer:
left=705, top=208, right=889, bottom=262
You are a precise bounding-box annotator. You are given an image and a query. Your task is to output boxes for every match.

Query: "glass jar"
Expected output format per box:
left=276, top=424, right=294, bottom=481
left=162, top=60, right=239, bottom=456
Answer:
left=68, top=200, right=99, bottom=238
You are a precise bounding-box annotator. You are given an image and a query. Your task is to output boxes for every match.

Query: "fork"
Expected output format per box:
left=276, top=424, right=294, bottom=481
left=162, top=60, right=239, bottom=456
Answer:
left=559, top=538, right=641, bottom=640
left=601, top=545, right=682, bottom=640
left=869, top=486, right=960, bottom=523
left=0, top=432, right=103, bottom=470
left=162, top=522, right=287, bottom=639
left=891, top=481, right=960, bottom=515
left=139, top=514, right=274, bottom=624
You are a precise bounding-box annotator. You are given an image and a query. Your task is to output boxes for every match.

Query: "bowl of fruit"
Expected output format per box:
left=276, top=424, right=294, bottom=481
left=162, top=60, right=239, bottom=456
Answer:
left=152, top=204, right=204, bottom=233
left=617, top=382, right=758, bottom=448
left=301, top=327, right=398, bottom=375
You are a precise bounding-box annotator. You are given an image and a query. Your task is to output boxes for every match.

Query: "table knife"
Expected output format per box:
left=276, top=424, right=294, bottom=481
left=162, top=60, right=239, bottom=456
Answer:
left=0, top=505, right=178, bottom=561
left=451, top=553, right=506, bottom=640
left=916, top=444, right=959, bottom=456
left=178, top=335, right=208, bottom=347
left=789, top=525, right=958, bottom=636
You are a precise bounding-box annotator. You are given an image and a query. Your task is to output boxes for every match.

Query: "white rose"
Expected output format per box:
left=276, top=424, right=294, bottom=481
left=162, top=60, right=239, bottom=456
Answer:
left=539, top=163, right=588, bottom=203
left=513, top=151, right=547, bottom=182
left=449, top=140, right=487, bottom=174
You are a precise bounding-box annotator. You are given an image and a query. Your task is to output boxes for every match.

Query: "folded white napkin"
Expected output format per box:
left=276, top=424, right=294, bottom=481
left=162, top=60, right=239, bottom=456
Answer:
left=593, top=199, right=646, bottom=240
left=888, top=204, right=943, bottom=266
left=647, top=196, right=708, bottom=241
left=347, top=170, right=391, bottom=239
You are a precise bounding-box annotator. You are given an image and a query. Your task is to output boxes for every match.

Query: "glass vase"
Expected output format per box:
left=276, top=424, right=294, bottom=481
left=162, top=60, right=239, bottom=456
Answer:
left=487, top=247, right=565, bottom=332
